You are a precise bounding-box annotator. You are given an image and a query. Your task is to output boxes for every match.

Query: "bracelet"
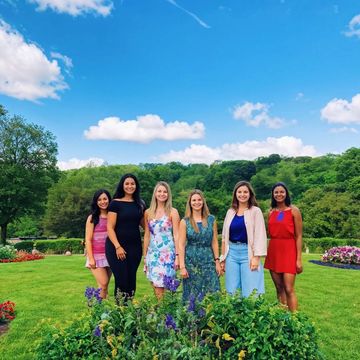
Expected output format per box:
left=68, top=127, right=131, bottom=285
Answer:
left=115, top=245, right=121, bottom=250
left=214, top=257, right=220, bottom=261
left=176, top=253, right=179, bottom=256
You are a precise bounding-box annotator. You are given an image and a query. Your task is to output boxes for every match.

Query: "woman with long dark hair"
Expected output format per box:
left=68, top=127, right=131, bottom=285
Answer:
left=85, top=189, right=112, bottom=298
left=220, top=181, right=267, bottom=297
left=264, top=182, right=303, bottom=311
left=106, top=174, right=145, bottom=302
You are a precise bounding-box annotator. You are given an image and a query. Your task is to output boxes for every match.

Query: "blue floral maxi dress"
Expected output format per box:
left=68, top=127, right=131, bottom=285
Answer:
left=145, top=215, right=176, bottom=287
left=183, top=215, right=220, bottom=302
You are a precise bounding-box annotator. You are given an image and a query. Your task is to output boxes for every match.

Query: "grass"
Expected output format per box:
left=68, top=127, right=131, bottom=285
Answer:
left=0, top=254, right=359, bottom=359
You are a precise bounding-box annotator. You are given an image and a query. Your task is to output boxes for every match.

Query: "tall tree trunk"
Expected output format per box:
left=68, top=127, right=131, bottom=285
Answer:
left=1, top=224, right=7, bottom=245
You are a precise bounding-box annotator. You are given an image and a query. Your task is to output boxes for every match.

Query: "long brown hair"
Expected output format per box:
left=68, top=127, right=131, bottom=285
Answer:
left=184, top=189, right=210, bottom=233
left=231, top=181, right=258, bottom=210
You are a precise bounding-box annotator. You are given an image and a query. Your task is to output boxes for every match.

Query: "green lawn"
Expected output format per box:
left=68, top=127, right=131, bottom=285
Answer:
left=0, top=254, right=359, bottom=359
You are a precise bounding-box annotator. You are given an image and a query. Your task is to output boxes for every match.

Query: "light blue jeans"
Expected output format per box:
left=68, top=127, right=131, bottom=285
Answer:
left=225, top=242, right=265, bottom=297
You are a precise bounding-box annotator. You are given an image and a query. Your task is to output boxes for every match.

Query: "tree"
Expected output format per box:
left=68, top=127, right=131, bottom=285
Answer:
left=0, top=108, right=58, bottom=244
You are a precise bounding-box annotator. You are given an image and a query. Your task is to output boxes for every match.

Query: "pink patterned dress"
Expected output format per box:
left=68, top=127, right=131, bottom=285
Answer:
left=85, top=217, right=110, bottom=268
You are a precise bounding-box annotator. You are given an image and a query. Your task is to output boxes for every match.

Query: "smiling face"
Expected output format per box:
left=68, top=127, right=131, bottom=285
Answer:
left=236, top=185, right=250, bottom=206
left=155, top=184, right=168, bottom=203
left=190, top=193, right=203, bottom=211
left=97, top=192, right=109, bottom=210
left=273, top=185, right=287, bottom=204
left=123, top=177, right=136, bottom=196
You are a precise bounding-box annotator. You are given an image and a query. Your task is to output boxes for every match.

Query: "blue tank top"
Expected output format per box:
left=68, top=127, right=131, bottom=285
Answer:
left=229, top=215, right=248, bottom=244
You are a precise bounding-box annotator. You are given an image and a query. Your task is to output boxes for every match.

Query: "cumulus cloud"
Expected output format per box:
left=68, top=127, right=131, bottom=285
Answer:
left=329, top=127, right=358, bottom=134
left=344, top=14, right=360, bottom=38
left=58, top=157, right=105, bottom=170
left=232, top=102, right=286, bottom=128
left=50, top=52, right=73, bottom=74
left=29, top=0, right=113, bottom=16
left=84, top=114, right=205, bottom=143
left=0, top=20, right=68, bottom=101
left=156, top=136, right=317, bottom=164
left=321, top=94, right=360, bottom=124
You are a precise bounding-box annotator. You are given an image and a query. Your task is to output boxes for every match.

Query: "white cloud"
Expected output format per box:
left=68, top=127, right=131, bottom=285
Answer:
left=329, top=127, right=358, bottom=134
left=84, top=114, right=205, bottom=143
left=232, top=102, right=286, bottom=128
left=51, top=52, right=73, bottom=74
left=58, top=157, right=105, bottom=170
left=321, top=94, right=360, bottom=124
left=0, top=20, right=68, bottom=101
left=166, top=0, right=210, bottom=29
left=344, top=14, right=360, bottom=38
left=156, top=136, right=317, bottom=164
left=29, top=0, right=113, bottom=16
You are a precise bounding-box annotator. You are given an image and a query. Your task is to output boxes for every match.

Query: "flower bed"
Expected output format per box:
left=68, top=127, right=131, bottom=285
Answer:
left=0, top=301, right=16, bottom=324
left=322, top=246, right=360, bottom=265
left=36, top=281, right=323, bottom=359
left=0, top=245, right=44, bottom=263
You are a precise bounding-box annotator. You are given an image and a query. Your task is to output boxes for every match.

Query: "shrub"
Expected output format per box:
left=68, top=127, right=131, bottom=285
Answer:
left=303, top=238, right=360, bottom=253
left=36, top=285, right=323, bottom=359
left=13, top=240, right=35, bottom=252
left=0, top=245, right=17, bottom=260
left=34, top=239, right=83, bottom=254
left=0, top=301, right=16, bottom=324
left=322, top=246, right=360, bottom=265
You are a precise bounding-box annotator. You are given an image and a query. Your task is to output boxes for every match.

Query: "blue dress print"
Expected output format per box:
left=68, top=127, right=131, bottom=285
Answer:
left=183, top=215, right=220, bottom=302
left=145, top=215, right=176, bottom=287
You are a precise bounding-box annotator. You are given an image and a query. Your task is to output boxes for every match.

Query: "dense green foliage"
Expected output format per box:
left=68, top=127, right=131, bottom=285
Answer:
left=38, top=148, right=360, bottom=239
left=13, top=239, right=83, bottom=254
left=0, top=107, right=59, bottom=244
left=36, top=290, right=323, bottom=359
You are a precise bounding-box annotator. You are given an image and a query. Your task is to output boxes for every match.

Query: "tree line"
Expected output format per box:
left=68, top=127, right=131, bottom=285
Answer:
left=1, top=106, right=359, bottom=244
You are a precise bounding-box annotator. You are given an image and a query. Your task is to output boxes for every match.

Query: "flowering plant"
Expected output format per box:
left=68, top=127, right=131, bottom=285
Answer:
left=322, top=246, right=360, bottom=265
left=0, top=245, right=44, bottom=263
left=0, top=301, right=16, bottom=324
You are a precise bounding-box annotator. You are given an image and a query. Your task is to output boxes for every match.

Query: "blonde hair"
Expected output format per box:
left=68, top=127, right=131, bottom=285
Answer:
left=184, top=189, right=210, bottom=233
left=147, top=181, right=173, bottom=219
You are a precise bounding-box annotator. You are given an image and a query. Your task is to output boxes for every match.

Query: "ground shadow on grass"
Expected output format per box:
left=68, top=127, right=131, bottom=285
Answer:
left=309, top=260, right=360, bottom=270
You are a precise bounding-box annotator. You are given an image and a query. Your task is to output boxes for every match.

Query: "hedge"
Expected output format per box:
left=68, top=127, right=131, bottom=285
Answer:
left=14, top=239, right=84, bottom=254
left=303, top=238, right=360, bottom=253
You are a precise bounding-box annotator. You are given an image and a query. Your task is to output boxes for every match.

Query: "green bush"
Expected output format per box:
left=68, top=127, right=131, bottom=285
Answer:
left=0, top=245, right=17, bottom=260
left=14, top=239, right=83, bottom=254
left=13, top=240, right=35, bottom=252
left=303, top=237, right=360, bottom=253
left=36, top=287, right=323, bottom=359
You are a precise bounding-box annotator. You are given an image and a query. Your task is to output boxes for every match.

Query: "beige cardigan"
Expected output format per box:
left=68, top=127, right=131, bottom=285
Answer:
left=220, top=206, right=267, bottom=265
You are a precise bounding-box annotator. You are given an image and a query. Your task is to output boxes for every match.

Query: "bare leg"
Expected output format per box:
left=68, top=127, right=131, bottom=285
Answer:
left=91, top=267, right=111, bottom=298
left=153, top=285, right=165, bottom=300
left=283, top=273, right=298, bottom=312
left=270, top=271, right=287, bottom=306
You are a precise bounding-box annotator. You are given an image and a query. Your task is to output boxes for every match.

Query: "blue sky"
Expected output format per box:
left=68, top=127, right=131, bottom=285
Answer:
left=1, top=0, right=360, bottom=169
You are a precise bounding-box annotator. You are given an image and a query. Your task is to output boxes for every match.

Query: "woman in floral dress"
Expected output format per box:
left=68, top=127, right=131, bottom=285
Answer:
left=179, top=189, right=221, bottom=302
left=143, top=181, right=180, bottom=299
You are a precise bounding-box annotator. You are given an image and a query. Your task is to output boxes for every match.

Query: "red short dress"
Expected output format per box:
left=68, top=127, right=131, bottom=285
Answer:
left=264, top=208, right=297, bottom=274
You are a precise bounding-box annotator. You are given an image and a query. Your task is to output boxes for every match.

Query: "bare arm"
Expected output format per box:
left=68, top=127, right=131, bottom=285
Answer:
left=85, top=215, right=95, bottom=268
left=171, top=208, right=180, bottom=269
left=292, top=206, right=303, bottom=274
left=143, top=211, right=150, bottom=258
left=211, top=220, right=221, bottom=276
left=107, top=210, right=126, bottom=260
left=178, top=219, right=189, bottom=278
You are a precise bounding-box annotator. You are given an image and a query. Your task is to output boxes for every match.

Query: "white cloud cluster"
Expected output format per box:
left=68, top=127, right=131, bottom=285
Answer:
left=344, top=14, right=360, bottom=38
left=50, top=52, right=73, bottom=74
left=232, top=102, right=286, bottom=128
left=156, top=136, right=317, bottom=164
left=0, top=20, right=68, bottom=101
left=29, top=0, right=113, bottom=16
left=329, top=127, right=358, bottom=134
left=58, top=157, right=105, bottom=170
left=321, top=94, right=360, bottom=124
left=84, top=114, right=205, bottom=143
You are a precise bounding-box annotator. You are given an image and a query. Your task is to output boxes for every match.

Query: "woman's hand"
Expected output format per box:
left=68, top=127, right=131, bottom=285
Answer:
left=296, top=259, right=303, bottom=274
left=220, top=261, right=225, bottom=275
left=116, top=246, right=126, bottom=261
left=89, top=257, right=96, bottom=269
left=180, top=267, right=189, bottom=279
left=250, top=256, right=260, bottom=271
left=143, top=257, right=147, bottom=273
left=215, top=261, right=222, bottom=276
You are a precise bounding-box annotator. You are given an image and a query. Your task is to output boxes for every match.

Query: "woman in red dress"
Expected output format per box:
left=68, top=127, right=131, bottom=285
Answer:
left=264, top=182, right=303, bottom=311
